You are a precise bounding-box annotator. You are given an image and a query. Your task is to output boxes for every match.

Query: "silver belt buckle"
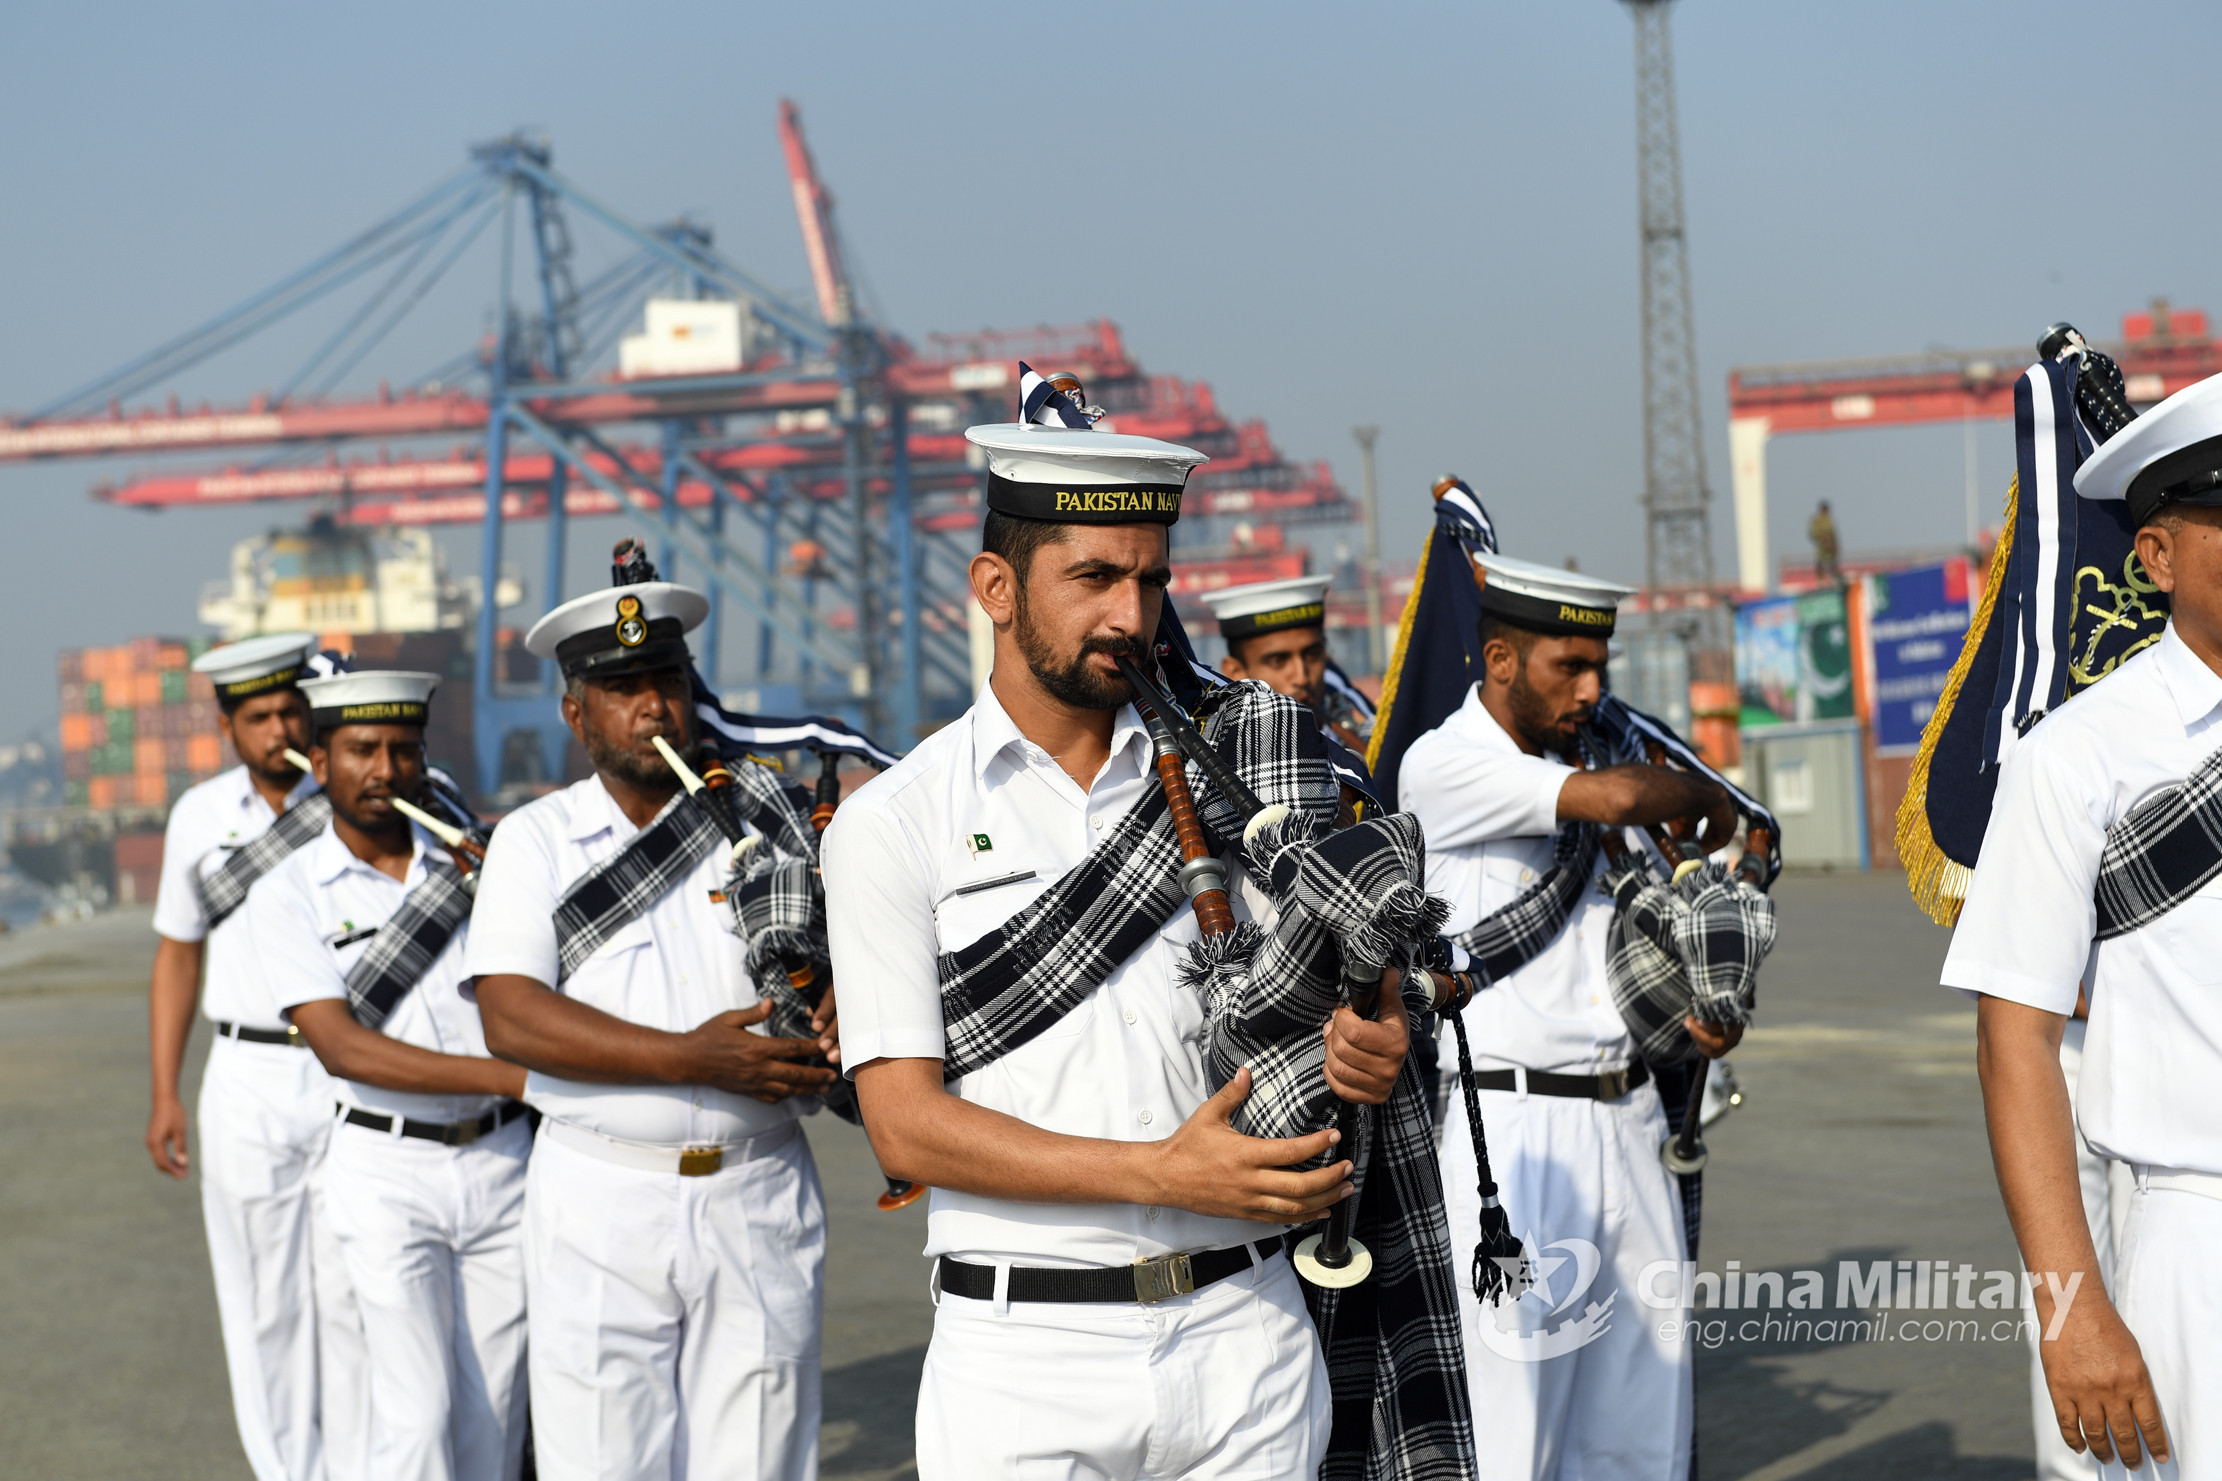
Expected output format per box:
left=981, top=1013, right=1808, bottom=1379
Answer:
left=1597, top=1067, right=1629, bottom=1099
left=446, top=1116, right=483, bottom=1146
left=1131, top=1252, right=1195, bottom=1304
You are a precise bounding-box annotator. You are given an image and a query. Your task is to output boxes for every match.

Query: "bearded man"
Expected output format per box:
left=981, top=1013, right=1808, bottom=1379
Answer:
left=1398, top=552, right=1738, bottom=1481
left=467, top=571, right=839, bottom=1481
left=826, top=392, right=1411, bottom=1480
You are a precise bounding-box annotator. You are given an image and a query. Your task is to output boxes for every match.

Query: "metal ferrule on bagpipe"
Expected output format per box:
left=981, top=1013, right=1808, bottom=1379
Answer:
left=287, top=747, right=487, bottom=891
left=653, top=734, right=925, bottom=1213
left=1112, top=655, right=1377, bottom=1289
left=1577, top=727, right=1772, bottom=1175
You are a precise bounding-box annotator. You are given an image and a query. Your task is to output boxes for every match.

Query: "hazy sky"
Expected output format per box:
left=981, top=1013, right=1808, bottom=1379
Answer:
left=3, top=0, right=2217, bottom=736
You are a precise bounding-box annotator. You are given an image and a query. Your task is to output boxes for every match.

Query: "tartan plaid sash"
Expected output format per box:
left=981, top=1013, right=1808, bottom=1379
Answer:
left=196, top=793, right=332, bottom=929
left=2095, top=744, right=2222, bottom=939
left=553, top=792, right=723, bottom=983
left=344, top=859, right=473, bottom=1030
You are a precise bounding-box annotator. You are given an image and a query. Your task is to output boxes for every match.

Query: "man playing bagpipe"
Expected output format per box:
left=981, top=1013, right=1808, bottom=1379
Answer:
left=1371, top=478, right=1779, bottom=1481
left=466, top=554, right=846, bottom=1481
left=826, top=364, right=1479, bottom=1479
left=249, top=670, right=529, bottom=1481
left=1940, top=360, right=2222, bottom=1476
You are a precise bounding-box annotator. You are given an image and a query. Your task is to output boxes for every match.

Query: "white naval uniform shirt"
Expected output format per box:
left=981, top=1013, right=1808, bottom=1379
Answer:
left=152, top=764, right=323, bottom=1030
left=250, top=823, right=496, bottom=1126
left=1943, top=621, right=2222, bottom=1177
left=824, top=681, right=1271, bottom=1268
left=460, top=774, right=797, bottom=1147
left=1399, top=687, right=1634, bottom=1074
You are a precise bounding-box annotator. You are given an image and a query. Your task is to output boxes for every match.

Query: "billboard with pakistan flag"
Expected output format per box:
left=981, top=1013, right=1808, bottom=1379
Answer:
left=1735, top=586, right=1853, bottom=727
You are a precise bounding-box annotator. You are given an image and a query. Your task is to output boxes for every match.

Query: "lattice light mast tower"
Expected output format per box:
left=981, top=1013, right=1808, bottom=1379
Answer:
left=1626, top=0, right=1716, bottom=593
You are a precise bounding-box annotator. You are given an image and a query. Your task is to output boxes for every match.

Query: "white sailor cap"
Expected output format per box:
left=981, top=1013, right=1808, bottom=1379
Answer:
left=2074, top=370, right=2222, bottom=526
left=1199, top=574, right=1333, bottom=641
left=525, top=581, right=709, bottom=679
left=299, top=670, right=440, bottom=736
left=965, top=364, right=1207, bottom=526
left=192, top=632, right=319, bottom=708
left=1475, top=552, right=1637, bottom=638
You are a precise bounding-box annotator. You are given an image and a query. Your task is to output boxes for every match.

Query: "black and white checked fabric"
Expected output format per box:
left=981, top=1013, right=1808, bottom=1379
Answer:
left=2094, top=745, right=2222, bottom=940
left=1602, top=858, right=1775, bottom=1064
left=343, top=859, right=474, bottom=1030
left=1311, top=1056, right=1478, bottom=1481
left=197, top=793, right=332, bottom=929
left=552, top=792, right=723, bottom=984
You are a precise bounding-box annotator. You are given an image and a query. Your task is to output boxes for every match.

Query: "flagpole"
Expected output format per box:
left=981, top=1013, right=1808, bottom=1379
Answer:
left=1354, top=426, right=1384, bottom=675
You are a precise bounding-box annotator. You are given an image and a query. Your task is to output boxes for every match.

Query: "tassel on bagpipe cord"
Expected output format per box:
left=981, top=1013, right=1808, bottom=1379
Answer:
left=1441, top=986, right=1523, bottom=1303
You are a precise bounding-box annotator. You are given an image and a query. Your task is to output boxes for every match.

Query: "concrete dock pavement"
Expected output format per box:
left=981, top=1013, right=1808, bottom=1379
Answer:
left=0, top=876, right=2035, bottom=1478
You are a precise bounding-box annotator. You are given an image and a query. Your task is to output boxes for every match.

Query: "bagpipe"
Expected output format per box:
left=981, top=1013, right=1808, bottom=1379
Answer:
left=1366, top=476, right=1783, bottom=1277
left=1126, top=614, right=1482, bottom=1480
left=1896, top=325, right=2157, bottom=923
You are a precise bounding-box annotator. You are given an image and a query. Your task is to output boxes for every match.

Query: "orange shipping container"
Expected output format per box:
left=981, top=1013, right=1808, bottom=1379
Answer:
left=133, top=772, right=170, bottom=806
left=157, top=643, right=189, bottom=670
left=187, top=733, right=223, bottom=773
left=134, top=738, right=165, bottom=773
left=87, top=775, right=121, bottom=809
left=60, top=713, right=101, bottom=750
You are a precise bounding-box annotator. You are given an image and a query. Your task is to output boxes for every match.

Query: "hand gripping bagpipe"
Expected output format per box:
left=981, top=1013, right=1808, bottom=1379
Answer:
left=1576, top=703, right=1778, bottom=1174
left=1114, top=654, right=1450, bottom=1288
left=649, top=733, right=926, bottom=1213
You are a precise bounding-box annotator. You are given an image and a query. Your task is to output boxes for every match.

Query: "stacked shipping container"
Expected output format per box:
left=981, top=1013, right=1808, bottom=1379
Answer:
left=58, top=638, right=229, bottom=809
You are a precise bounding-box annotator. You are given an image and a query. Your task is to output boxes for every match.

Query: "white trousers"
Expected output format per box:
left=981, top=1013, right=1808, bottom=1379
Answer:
left=915, top=1247, right=1329, bottom=1480
left=322, top=1114, right=531, bottom=1481
left=197, top=1034, right=369, bottom=1481
left=1438, top=1082, right=1692, bottom=1481
left=2065, top=1172, right=2222, bottom=1481
left=2029, top=1019, right=2138, bottom=1481
left=523, top=1121, right=826, bottom=1481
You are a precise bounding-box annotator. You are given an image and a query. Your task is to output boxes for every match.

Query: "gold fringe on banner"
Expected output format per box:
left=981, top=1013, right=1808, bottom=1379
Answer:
left=1896, top=476, right=2019, bottom=926
left=1364, top=528, right=1436, bottom=780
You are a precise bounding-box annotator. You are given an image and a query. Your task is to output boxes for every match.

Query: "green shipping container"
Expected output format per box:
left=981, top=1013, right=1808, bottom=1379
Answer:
left=64, top=779, right=88, bottom=807
left=91, top=741, right=134, bottom=776
left=104, top=709, right=135, bottom=744
left=84, top=681, right=103, bottom=712
left=160, top=670, right=189, bottom=705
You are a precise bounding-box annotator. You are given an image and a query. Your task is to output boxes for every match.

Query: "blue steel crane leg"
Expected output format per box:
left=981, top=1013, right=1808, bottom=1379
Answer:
left=542, top=458, right=568, bottom=691
left=703, top=478, right=724, bottom=685
left=759, top=476, right=780, bottom=682
left=890, top=398, right=922, bottom=743
left=472, top=395, right=511, bottom=798
left=659, top=419, right=681, bottom=591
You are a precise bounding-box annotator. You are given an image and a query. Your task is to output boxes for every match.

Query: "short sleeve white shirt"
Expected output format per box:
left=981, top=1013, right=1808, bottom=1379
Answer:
left=823, top=681, right=1272, bottom=1268
left=460, top=774, right=796, bottom=1147
left=1399, top=687, right=1635, bottom=1074
left=249, top=822, right=494, bottom=1124
left=1942, top=622, right=2222, bottom=1175
left=151, top=765, right=322, bottom=1029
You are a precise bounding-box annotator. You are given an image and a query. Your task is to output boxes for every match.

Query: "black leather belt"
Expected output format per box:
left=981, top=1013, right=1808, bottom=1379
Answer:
left=340, top=1099, right=530, bottom=1147
left=1467, top=1060, right=1650, bottom=1100
left=216, top=1020, right=304, bottom=1048
left=939, top=1237, right=1287, bottom=1305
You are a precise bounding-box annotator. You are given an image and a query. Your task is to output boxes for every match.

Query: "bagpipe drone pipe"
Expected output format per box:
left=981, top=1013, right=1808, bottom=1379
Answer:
left=1366, top=476, right=1784, bottom=1271
left=1135, top=607, right=1482, bottom=1479
left=1897, top=326, right=2159, bottom=923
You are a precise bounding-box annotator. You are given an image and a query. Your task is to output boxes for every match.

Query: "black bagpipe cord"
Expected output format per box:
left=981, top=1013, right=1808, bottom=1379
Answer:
left=1441, top=987, right=1523, bottom=1304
